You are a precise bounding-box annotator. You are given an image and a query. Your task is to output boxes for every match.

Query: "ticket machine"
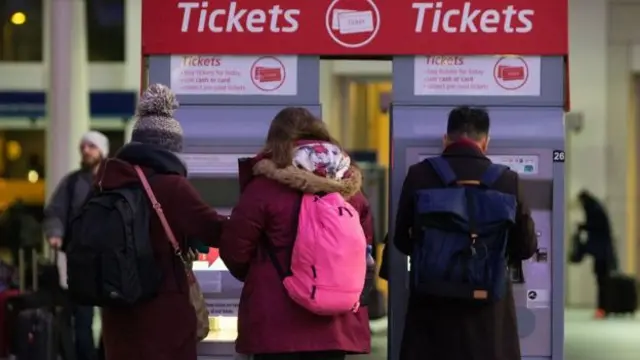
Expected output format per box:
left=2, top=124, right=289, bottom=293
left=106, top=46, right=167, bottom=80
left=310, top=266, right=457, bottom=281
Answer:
left=388, top=56, right=566, bottom=360
left=146, top=56, right=321, bottom=359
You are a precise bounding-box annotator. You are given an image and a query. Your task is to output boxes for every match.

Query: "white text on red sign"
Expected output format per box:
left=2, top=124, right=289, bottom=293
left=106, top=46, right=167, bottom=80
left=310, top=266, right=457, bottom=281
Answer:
left=177, top=1, right=535, bottom=35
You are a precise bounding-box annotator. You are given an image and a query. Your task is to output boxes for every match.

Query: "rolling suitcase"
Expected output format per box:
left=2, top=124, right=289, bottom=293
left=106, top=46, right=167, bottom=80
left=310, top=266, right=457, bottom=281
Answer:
left=14, top=308, right=56, bottom=360
left=603, top=273, right=638, bottom=316
left=9, top=248, right=63, bottom=360
left=0, top=289, right=21, bottom=357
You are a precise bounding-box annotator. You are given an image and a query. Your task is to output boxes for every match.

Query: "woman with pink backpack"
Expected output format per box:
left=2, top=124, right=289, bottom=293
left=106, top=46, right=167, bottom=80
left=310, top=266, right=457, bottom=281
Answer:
left=220, top=107, right=374, bottom=360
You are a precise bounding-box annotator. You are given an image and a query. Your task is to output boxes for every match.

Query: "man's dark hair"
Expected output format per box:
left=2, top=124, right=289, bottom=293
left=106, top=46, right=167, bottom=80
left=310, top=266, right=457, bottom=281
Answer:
left=446, top=106, right=490, bottom=141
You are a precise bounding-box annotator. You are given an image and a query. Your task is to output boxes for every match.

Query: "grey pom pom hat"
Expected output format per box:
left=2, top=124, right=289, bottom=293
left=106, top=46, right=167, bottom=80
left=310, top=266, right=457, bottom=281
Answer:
left=131, top=84, right=184, bottom=152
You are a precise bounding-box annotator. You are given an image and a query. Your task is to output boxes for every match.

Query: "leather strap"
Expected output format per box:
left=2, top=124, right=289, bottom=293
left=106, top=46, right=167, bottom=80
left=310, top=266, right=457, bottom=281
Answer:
left=133, top=165, right=195, bottom=284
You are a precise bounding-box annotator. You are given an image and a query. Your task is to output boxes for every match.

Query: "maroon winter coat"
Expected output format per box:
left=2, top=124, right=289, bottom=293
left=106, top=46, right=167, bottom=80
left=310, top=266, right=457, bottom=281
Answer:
left=220, top=157, right=374, bottom=355
left=97, top=143, right=225, bottom=360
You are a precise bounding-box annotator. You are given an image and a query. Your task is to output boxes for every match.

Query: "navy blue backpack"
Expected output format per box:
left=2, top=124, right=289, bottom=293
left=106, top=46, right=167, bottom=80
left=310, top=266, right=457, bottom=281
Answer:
left=412, top=156, right=517, bottom=302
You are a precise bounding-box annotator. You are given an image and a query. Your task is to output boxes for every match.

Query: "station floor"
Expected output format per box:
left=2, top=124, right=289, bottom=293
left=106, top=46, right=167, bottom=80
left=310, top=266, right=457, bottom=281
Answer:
left=87, top=308, right=639, bottom=359
left=352, top=309, right=640, bottom=360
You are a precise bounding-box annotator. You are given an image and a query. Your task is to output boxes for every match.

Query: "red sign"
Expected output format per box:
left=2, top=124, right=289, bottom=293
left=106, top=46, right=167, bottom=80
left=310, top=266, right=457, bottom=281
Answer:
left=142, top=0, right=568, bottom=56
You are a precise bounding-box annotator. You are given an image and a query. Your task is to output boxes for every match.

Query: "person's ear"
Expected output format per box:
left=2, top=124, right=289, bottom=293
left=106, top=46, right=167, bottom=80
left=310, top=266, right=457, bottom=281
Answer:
left=442, top=134, right=450, bottom=149
left=480, top=136, right=490, bottom=152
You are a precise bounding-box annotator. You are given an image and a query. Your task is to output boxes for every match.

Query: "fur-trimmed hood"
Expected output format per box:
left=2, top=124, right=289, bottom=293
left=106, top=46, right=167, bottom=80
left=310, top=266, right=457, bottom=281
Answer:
left=252, top=159, right=362, bottom=199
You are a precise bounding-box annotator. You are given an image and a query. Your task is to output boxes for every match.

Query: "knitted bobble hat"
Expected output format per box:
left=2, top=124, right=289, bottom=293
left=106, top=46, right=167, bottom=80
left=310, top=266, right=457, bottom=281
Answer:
left=131, top=84, right=184, bottom=152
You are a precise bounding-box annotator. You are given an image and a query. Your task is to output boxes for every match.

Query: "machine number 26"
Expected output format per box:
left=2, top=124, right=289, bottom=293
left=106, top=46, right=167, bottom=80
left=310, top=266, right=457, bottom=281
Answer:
left=552, top=150, right=565, bottom=163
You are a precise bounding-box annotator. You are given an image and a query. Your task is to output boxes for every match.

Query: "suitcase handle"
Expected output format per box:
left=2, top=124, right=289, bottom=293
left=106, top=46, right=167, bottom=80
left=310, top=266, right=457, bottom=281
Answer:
left=17, top=248, right=58, bottom=292
left=18, top=248, right=38, bottom=292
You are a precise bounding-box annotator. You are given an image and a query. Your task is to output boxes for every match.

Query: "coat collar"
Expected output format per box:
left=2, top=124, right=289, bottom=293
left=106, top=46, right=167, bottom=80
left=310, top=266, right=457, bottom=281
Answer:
left=115, top=142, right=187, bottom=176
left=442, top=140, right=489, bottom=160
left=252, top=159, right=362, bottom=199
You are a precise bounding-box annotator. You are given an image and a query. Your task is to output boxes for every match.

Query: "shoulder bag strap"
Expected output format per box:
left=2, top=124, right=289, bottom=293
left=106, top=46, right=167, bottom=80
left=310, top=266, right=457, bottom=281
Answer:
left=133, top=166, right=195, bottom=284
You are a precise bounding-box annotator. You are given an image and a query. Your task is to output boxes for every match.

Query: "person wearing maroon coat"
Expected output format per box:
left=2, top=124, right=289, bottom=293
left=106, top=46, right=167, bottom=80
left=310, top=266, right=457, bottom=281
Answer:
left=99, top=84, right=227, bottom=360
left=220, top=107, right=374, bottom=360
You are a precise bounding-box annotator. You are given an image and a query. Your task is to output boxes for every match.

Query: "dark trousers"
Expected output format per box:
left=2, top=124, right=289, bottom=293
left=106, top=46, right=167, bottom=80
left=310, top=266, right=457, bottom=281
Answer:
left=254, top=351, right=346, bottom=360
left=73, top=305, right=96, bottom=360
left=596, top=274, right=607, bottom=310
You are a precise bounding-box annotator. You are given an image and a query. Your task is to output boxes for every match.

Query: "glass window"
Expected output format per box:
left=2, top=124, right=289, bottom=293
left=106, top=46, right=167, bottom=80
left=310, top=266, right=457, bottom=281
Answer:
left=0, top=0, right=125, bottom=63
left=0, top=130, right=44, bottom=179
left=0, top=0, right=44, bottom=62
left=87, top=0, right=125, bottom=62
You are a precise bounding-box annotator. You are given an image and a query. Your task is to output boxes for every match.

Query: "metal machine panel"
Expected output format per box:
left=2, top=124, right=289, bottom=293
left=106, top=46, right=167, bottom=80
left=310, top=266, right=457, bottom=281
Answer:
left=389, top=105, right=564, bottom=360
left=176, top=105, right=322, bottom=145
left=391, top=106, right=564, bottom=142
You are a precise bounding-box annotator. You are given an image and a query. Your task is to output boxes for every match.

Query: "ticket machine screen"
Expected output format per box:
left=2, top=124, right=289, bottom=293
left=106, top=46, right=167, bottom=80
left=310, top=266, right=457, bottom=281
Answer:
left=189, top=177, right=238, bottom=272
left=189, top=177, right=239, bottom=210
left=487, top=155, right=540, bottom=175
left=418, top=154, right=540, bottom=175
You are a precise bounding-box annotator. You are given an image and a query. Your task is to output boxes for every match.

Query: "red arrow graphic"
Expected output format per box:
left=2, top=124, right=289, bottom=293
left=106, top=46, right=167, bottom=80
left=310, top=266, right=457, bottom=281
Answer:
left=197, top=249, right=220, bottom=267
left=205, top=249, right=220, bottom=267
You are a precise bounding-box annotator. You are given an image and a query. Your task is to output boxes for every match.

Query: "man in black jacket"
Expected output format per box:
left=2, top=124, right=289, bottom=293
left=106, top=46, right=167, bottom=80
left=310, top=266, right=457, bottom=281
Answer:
left=393, top=106, right=538, bottom=360
left=43, top=131, right=109, bottom=360
left=576, top=190, right=616, bottom=318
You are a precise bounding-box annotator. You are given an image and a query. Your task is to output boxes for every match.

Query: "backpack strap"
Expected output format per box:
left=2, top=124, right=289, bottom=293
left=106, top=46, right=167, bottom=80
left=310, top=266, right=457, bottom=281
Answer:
left=262, top=193, right=303, bottom=280
left=426, top=156, right=457, bottom=186
left=262, top=236, right=289, bottom=280
left=134, top=166, right=196, bottom=285
left=480, top=164, right=508, bottom=188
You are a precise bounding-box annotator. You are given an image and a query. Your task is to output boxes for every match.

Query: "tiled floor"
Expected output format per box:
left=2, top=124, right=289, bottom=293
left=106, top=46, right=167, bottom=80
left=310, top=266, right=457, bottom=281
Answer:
left=353, top=309, right=640, bottom=360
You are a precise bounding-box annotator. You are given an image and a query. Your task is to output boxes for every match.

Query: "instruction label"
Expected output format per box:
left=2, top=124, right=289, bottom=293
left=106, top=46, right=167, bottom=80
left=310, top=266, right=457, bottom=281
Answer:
left=526, top=289, right=550, bottom=309
left=413, top=56, right=541, bottom=96
left=206, top=298, right=240, bottom=316
left=171, top=55, right=298, bottom=95
left=180, top=153, right=253, bottom=175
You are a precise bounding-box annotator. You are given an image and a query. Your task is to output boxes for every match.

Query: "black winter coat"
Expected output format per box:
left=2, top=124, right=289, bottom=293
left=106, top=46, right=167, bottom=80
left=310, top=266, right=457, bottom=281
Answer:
left=393, top=142, right=538, bottom=360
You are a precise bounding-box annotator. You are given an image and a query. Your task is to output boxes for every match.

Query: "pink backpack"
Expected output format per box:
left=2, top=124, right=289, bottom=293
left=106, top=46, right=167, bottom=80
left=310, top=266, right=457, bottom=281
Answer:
left=282, top=192, right=367, bottom=315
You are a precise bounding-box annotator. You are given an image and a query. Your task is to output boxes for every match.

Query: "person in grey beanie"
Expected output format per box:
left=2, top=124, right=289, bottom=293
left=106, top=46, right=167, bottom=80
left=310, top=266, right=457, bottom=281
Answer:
left=97, top=84, right=226, bottom=360
left=44, top=130, right=110, bottom=360
left=130, top=83, right=184, bottom=152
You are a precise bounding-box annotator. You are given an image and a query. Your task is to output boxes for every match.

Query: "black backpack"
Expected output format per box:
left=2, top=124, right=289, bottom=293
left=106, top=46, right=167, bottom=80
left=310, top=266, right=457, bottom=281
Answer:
left=65, top=172, right=161, bottom=307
